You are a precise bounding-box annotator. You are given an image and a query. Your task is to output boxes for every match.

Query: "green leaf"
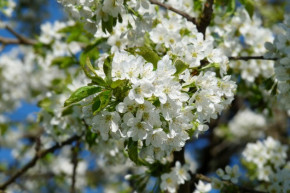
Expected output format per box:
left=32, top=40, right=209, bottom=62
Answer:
left=103, top=55, right=113, bottom=84
left=38, top=98, right=53, bottom=113
left=0, top=124, right=8, bottom=136
left=92, top=90, right=112, bottom=115
left=85, top=130, right=98, bottom=147
left=101, top=16, right=116, bottom=33
left=128, top=139, right=139, bottom=165
left=62, top=105, right=75, bottom=116
left=126, top=46, right=160, bottom=70
left=239, top=0, right=254, bottom=18
left=51, top=56, right=76, bottom=68
left=64, top=86, right=102, bottom=107
left=111, top=79, right=126, bottom=89
left=81, top=57, right=107, bottom=86
left=174, top=60, right=189, bottom=76
left=226, top=0, right=236, bottom=16
left=194, top=0, right=203, bottom=12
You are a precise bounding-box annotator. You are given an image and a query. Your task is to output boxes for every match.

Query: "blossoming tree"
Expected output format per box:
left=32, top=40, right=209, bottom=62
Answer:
left=0, top=0, right=289, bottom=193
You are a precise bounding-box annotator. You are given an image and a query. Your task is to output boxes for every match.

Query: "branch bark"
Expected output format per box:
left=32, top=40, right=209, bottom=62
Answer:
left=70, top=140, right=80, bottom=193
left=0, top=135, right=82, bottom=191
left=196, top=0, right=214, bottom=37
left=229, top=56, right=278, bottom=61
left=149, top=0, right=197, bottom=25
left=0, top=25, right=36, bottom=46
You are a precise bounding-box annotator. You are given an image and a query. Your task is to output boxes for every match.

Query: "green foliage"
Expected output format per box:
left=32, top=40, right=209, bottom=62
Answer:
left=127, top=139, right=140, bottom=165
left=239, top=0, right=254, bottom=18
left=81, top=57, right=107, bottom=86
left=91, top=90, right=112, bottom=115
left=101, top=16, right=117, bottom=33
left=85, top=130, right=98, bottom=147
left=64, top=86, right=102, bottom=107
left=0, top=124, right=8, bottom=136
left=174, top=60, right=189, bottom=76
left=0, top=0, right=8, bottom=9
left=103, top=55, right=113, bottom=84
left=126, top=46, right=160, bottom=70
left=51, top=56, right=77, bottom=68
left=220, top=184, right=239, bottom=193
left=148, top=162, right=170, bottom=177
left=194, top=0, right=203, bottom=12
left=216, top=0, right=236, bottom=16
left=58, top=22, right=93, bottom=43
left=38, top=97, right=53, bottom=113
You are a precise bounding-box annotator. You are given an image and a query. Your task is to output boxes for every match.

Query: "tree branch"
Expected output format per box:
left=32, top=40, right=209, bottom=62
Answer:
left=0, top=135, right=82, bottom=190
left=70, top=140, right=80, bottom=193
left=196, top=0, right=214, bottom=37
left=149, top=0, right=197, bottom=25
left=191, top=173, right=268, bottom=193
left=229, top=56, right=278, bottom=61
left=0, top=25, right=36, bottom=46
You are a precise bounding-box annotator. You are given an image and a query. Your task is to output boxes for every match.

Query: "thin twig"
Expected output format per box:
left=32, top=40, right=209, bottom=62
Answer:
left=5, top=25, right=37, bottom=45
left=70, top=140, right=80, bottom=193
left=149, top=0, right=197, bottom=25
left=191, top=172, right=268, bottom=193
left=0, top=25, right=36, bottom=46
left=229, top=56, right=278, bottom=61
left=0, top=36, right=22, bottom=44
left=0, top=135, right=82, bottom=190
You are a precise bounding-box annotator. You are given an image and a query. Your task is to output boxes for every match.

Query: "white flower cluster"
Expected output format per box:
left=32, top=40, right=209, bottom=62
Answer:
left=211, top=8, right=275, bottom=82
left=40, top=91, right=85, bottom=142
left=149, top=17, right=228, bottom=75
left=216, top=165, right=240, bottom=184
left=160, top=161, right=191, bottom=193
left=39, top=21, right=81, bottom=56
left=81, top=51, right=236, bottom=161
left=0, top=21, right=81, bottom=114
left=265, top=15, right=290, bottom=111
left=267, top=168, right=290, bottom=193
left=57, top=0, right=127, bottom=33
left=0, top=49, right=31, bottom=113
left=193, top=180, right=212, bottom=193
left=215, top=109, right=267, bottom=141
left=242, top=137, right=288, bottom=182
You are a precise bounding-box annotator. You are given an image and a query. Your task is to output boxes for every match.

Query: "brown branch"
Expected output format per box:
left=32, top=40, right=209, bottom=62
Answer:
left=229, top=56, right=278, bottom=61
left=0, top=36, right=23, bottom=45
left=0, top=25, right=36, bottom=46
left=196, top=0, right=214, bottom=37
left=70, top=140, right=80, bottom=193
left=0, top=135, right=82, bottom=191
left=191, top=173, right=268, bottom=193
left=149, top=0, right=197, bottom=25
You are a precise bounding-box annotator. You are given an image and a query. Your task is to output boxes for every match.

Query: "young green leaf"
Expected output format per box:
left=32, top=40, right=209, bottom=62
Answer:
left=64, top=86, right=102, bottom=107
left=128, top=139, right=139, bottom=165
left=80, top=57, right=107, bottom=86
left=92, top=90, right=112, bottom=115
left=51, top=56, right=76, bottom=68
left=239, top=0, right=254, bottom=18
left=103, top=55, right=113, bottom=84
left=126, top=46, right=160, bottom=70
left=174, top=60, right=189, bottom=76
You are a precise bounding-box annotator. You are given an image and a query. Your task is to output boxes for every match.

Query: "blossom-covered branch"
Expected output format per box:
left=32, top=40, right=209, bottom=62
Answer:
left=0, top=135, right=82, bottom=190
left=149, top=0, right=197, bottom=25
